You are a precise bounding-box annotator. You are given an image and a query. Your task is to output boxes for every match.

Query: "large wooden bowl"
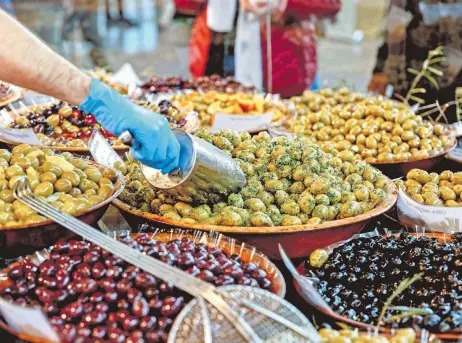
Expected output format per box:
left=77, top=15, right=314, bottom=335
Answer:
left=370, top=138, right=457, bottom=179
left=294, top=232, right=462, bottom=341
left=113, top=178, right=398, bottom=260
left=0, top=160, right=125, bottom=258
left=0, top=231, right=286, bottom=343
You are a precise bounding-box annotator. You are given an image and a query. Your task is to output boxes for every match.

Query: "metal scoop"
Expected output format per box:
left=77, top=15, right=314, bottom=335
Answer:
left=119, top=129, right=246, bottom=203
left=13, top=177, right=319, bottom=343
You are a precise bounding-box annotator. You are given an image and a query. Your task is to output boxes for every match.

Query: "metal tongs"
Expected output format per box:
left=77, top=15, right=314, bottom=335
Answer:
left=13, top=177, right=318, bottom=343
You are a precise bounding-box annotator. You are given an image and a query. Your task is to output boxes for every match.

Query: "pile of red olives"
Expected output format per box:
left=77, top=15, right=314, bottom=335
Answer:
left=304, top=232, right=462, bottom=333
left=0, top=233, right=274, bottom=342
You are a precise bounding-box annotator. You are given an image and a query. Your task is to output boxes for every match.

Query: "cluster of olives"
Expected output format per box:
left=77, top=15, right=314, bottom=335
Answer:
left=287, top=88, right=454, bottom=163
left=118, top=128, right=390, bottom=227
left=141, top=74, right=255, bottom=95
left=0, top=144, right=118, bottom=227
left=305, top=232, right=462, bottom=332
left=396, top=169, right=462, bottom=207
left=9, top=101, right=192, bottom=149
left=170, top=91, right=287, bottom=126
left=318, top=327, right=418, bottom=343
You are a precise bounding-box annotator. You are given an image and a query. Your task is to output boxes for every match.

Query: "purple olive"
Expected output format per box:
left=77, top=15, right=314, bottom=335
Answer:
left=132, top=297, right=149, bottom=317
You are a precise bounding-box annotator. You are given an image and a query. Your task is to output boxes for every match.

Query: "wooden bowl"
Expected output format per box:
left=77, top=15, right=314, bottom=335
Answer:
left=0, top=231, right=286, bottom=343
left=370, top=138, right=457, bottom=179
left=113, top=178, right=398, bottom=260
left=0, top=160, right=125, bottom=258
left=294, top=232, right=462, bottom=341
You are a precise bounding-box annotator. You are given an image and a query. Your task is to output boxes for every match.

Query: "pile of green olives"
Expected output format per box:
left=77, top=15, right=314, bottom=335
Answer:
left=396, top=169, right=462, bottom=207
left=0, top=144, right=118, bottom=227
left=288, top=88, right=454, bottom=163
left=118, top=128, right=390, bottom=227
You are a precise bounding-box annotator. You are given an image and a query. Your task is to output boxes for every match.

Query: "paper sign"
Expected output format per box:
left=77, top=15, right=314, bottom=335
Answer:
left=211, top=113, right=274, bottom=133
left=266, top=125, right=295, bottom=140
left=447, top=141, right=462, bottom=162
left=88, top=128, right=122, bottom=168
left=0, top=127, right=43, bottom=146
left=397, top=188, right=461, bottom=232
left=0, top=299, right=60, bottom=342
left=110, top=63, right=142, bottom=86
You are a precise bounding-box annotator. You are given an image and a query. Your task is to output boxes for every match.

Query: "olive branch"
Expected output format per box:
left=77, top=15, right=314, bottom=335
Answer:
left=376, top=272, right=423, bottom=329
left=401, top=46, right=445, bottom=105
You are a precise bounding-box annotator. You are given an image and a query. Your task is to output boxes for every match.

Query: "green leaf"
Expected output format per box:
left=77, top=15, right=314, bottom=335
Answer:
left=409, top=95, right=425, bottom=104
left=423, top=72, right=440, bottom=89
left=409, top=88, right=427, bottom=94
left=407, top=68, right=420, bottom=76
left=428, top=67, right=443, bottom=76
left=429, top=57, right=446, bottom=64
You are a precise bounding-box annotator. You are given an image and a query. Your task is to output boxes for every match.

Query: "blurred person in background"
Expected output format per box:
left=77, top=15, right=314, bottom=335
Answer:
left=62, top=0, right=109, bottom=68
left=10, top=0, right=65, bottom=53
left=368, top=0, right=462, bottom=122
left=174, top=0, right=341, bottom=98
left=106, top=0, right=137, bottom=26
left=157, top=0, right=176, bottom=29
left=0, top=0, right=13, bottom=15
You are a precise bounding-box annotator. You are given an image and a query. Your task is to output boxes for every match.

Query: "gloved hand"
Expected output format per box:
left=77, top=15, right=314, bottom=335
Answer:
left=79, top=78, right=180, bottom=174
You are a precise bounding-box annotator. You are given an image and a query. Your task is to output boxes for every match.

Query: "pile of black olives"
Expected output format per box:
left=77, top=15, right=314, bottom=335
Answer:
left=305, top=232, right=462, bottom=333
left=0, top=234, right=274, bottom=342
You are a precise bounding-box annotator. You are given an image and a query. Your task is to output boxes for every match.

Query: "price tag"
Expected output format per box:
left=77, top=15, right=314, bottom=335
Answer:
left=110, top=63, right=142, bottom=86
left=266, top=125, right=295, bottom=140
left=211, top=113, right=273, bottom=133
left=447, top=140, right=462, bottom=162
left=397, top=188, right=461, bottom=232
left=88, top=128, right=122, bottom=168
left=0, top=299, right=60, bottom=342
left=0, top=127, right=43, bottom=146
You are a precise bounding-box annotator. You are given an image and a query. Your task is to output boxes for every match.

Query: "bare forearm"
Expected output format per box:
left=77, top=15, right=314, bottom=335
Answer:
left=0, top=9, right=92, bottom=105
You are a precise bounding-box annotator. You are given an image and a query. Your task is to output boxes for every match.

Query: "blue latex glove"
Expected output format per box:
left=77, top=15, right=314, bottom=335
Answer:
left=79, top=79, right=180, bottom=173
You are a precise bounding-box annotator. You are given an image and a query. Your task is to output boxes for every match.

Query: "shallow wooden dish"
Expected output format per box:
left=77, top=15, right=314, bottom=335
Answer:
left=0, top=160, right=125, bottom=258
left=294, top=232, right=462, bottom=341
left=113, top=178, right=398, bottom=260
left=0, top=230, right=286, bottom=343
left=370, top=138, right=457, bottom=179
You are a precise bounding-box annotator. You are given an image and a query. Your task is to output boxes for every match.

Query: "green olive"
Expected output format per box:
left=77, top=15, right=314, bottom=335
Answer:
left=61, top=200, right=76, bottom=215
left=12, top=144, right=31, bottom=155
left=0, top=150, right=12, bottom=162
left=98, top=178, right=113, bottom=187
left=42, top=162, right=63, bottom=177
left=102, top=168, right=118, bottom=182
left=0, top=180, right=8, bottom=191
left=97, top=185, right=113, bottom=199
left=46, top=114, right=60, bottom=127
left=34, top=182, right=54, bottom=197
left=55, top=178, right=73, bottom=193
left=14, top=157, right=31, bottom=171
left=88, top=195, right=104, bottom=207
left=69, top=187, right=82, bottom=197
left=40, top=172, right=58, bottom=184
left=5, top=165, right=24, bottom=180
left=113, top=161, right=128, bottom=175
left=61, top=171, right=81, bottom=187
left=71, top=159, right=88, bottom=170
left=79, top=179, right=99, bottom=192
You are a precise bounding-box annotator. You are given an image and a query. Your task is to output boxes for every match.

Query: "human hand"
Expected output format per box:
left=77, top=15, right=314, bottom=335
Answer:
left=368, top=73, right=389, bottom=96
left=79, top=79, right=180, bottom=173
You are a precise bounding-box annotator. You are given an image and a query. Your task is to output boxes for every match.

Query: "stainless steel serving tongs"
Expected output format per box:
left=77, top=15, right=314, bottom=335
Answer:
left=13, top=177, right=318, bottom=343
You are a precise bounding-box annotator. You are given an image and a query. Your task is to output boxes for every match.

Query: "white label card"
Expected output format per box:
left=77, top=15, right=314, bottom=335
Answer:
left=0, top=127, right=43, bottom=146
left=397, top=188, right=461, bottom=232
left=110, top=63, right=142, bottom=86
left=88, top=128, right=122, bottom=168
left=0, top=299, right=60, bottom=342
left=211, top=112, right=273, bottom=133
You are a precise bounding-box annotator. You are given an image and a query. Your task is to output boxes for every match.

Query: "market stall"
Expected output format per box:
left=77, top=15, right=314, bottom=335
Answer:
left=0, top=68, right=459, bottom=343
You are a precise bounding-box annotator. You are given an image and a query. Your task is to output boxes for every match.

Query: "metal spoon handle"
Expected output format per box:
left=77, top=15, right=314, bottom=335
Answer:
left=13, top=177, right=214, bottom=298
